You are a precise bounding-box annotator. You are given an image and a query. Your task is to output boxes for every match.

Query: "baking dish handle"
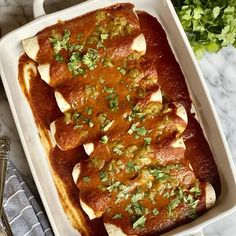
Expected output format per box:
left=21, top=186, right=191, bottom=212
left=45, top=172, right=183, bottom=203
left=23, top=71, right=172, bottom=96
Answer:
left=33, top=0, right=46, bottom=18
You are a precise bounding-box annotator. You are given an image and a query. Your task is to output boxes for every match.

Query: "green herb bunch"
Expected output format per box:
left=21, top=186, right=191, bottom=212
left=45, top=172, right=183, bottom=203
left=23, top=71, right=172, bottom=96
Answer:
left=172, top=0, right=236, bottom=59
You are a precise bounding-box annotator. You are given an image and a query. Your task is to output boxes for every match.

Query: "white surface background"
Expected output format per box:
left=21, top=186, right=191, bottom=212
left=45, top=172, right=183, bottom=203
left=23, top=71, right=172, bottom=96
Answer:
left=0, top=0, right=235, bottom=235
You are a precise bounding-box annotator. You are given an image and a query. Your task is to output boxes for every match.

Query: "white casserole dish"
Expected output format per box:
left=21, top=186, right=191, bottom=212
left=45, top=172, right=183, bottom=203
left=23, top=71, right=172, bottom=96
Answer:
left=0, top=0, right=236, bottom=235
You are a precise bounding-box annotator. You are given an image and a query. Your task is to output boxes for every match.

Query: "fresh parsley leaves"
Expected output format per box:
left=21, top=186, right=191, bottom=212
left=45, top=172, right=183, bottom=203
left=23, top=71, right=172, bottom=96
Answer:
left=172, top=0, right=236, bottom=59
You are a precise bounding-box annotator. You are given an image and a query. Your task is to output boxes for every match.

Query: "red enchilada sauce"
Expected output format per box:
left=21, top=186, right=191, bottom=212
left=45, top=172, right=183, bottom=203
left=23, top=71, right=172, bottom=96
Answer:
left=18, top=10, right=220, bottom=236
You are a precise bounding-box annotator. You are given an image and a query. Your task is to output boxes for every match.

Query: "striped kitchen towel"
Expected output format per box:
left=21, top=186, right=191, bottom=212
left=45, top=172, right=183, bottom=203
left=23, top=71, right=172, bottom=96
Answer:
left=3, top=161, right=54, bottom=236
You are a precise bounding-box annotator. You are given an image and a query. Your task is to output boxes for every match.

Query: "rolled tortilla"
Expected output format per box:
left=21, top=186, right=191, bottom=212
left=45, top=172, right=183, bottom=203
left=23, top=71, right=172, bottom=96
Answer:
left=50, top=121, right=57, bottom=143
left=38, top=64, right=51, bottom=85
left=104, top=223, right=128, bottom=236
left=72, top=163, right=102, bottom=220
left=131, top=34, right=146, bottom=55
left=83, top=143, right=94, bottom=156
left=175, top=102, right=188, bottom=124
left=79, top=198, right=103, bottom=220
left=191, top=102, right=200, bottom=122
left=150, top=88, right=162, bottom=103
left=54, top=91, right=71, bottom=113
left=37, top=33, right=146, bottom=87
left=205, top=182, right=216, bottom=209
left=72, top=163, right=81, bottom=184
left=171, top=137, right=186, bottom=149
left=22, top=36, right=39, bottom=61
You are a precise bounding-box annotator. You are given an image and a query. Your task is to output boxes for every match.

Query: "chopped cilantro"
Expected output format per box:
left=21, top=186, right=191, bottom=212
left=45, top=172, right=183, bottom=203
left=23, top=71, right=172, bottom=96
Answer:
left=133, top=203, right=143, bottom=215
left=77, top=32, right=83, bottom=41
left=112, top=144, right=124, bottom=155
left=190, top=183, right=201, bottom=197
left=126, top=161, right=140, bottom=173
left=112, top=213, right=122, bottom=220
left=55, top=53, right=64, bottom=62
left=128, top=68, right=140, bottom=79
left=163, top=192, right=170, bottom=199
left=125, top=204, right=134, bottom=214
left=128, top=123, right=139, bottom=134
left=132, top=215, right=146, bottom=229
left=98, top=76, right=105, bottom=84
left=49, top=29, right=70, bottom=54
left=69, top=44, right=83, bottom=52
left=136, top=126, right=148, bottom=136
left=73, top=124, right=82, bottom=130
left=167, top=197, right=181, bottom=217
left=88, top=120, right=94, bottom=128
left=100, top=33, right=109, bottom=41
left=189, top=199, right=200, bottom=209
left=83, top=176, right=90, bottom=183
left=104, top=86, right=115, bottom=94
left=144, top=137, right=152, bottom=145
left=115, top=186, right=130, bottom=203
left=96, top=33, right=109, bottom=49
left=82, top=48, right=99, bottom=70
left=186, top=194, right=194, bottom=203
left=68, top=52, right=85, bottom=76
left=100, top=135, right=109, bottom=144
left=102, top=120, right=114, bottom=132
left=96, top=41, right=104, bottom=49
left=107, top=95, right=119, bottom=111
left=107, top=181, right=121, bottom=192
left=152, top=208, right=159, bottom=216
left=117, top=67, right=126, bottom=75
left=86, top=107, right=93, bottom=115
left=91, top=157, right=104, bottom=168
left=102, top=57, right=113, bottom=68
left=96, top=11, right=108, bottom=23
left=98, top=113, right=108, bottom=123
left=149, top=168, right=168, bottom=181
left=99, top=171, right=108, bottom=182
left=85, top=85, right=99, bottom=99
left=131, top=192, right=145, bottom=203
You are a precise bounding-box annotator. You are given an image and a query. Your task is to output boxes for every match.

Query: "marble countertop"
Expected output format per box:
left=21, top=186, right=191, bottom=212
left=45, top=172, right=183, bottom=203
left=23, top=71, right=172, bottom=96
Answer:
left=0, top=0, right=236, bottom=235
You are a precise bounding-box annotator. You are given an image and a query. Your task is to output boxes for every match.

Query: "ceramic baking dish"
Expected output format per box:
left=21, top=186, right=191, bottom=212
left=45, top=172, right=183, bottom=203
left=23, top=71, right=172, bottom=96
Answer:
left=0, top=0, right=236, bottom=235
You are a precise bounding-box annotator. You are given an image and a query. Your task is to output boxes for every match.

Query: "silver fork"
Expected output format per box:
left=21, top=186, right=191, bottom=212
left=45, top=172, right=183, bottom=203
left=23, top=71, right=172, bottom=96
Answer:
left=0, top=136, right=13, bottom=236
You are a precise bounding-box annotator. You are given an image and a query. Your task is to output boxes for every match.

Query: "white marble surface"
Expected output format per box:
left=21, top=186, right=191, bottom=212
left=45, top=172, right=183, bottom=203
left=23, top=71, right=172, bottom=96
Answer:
left=0, top=0, right=236, bottom=235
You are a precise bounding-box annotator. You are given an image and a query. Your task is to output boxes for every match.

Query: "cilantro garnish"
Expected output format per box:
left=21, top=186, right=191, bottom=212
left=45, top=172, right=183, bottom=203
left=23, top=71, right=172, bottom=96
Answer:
left=117, top=66, right=126, bottom=75
left=100, top=135, right=109, bottom=144
left=82, top=48, right=99, bottom=70
left=86, top=107, right=93, bottom=115
left=107, top=181, right=121, bottom=192
left=83, top=176, right=91, bottom=183
left=152, top=208, right=159, bottom=216
left=112, top=213, right=122, bottom=220
left=112, top=144, right=124, bottom=155
left=49, top=29, right=70, bottom=54
left=99, top=171, right=108, bottom=182
left=131, top=192, right=145, bottom=203
left=132, top=215, right=146, bottom=229
left=68, top=52, right=85, bottom=76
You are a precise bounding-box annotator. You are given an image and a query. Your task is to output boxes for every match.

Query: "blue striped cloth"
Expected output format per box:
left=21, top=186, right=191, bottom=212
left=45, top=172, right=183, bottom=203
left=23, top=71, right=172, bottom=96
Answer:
left=3, top=161, right=54, bottom=236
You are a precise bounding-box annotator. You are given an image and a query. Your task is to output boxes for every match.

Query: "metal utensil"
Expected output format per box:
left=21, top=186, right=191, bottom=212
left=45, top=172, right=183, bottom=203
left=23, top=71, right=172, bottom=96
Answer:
left=0, top=136, right=13, bottom=236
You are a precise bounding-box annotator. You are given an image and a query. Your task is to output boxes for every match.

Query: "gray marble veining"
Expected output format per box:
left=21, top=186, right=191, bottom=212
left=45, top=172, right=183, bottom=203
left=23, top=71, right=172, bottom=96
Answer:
left=0, top=0, right=235, bottom=235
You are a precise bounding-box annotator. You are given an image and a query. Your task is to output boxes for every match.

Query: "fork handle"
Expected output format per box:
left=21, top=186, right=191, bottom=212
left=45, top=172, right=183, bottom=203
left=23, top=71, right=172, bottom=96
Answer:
left=0, top=136, right=10, bottom=218
left=0, top=157, right=7, bottom=217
